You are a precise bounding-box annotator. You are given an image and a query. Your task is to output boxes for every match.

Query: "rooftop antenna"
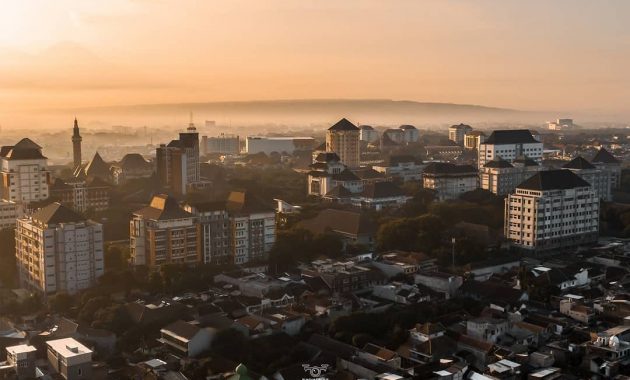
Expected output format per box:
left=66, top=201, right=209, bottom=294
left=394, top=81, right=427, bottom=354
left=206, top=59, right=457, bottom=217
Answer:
left=188, top=111, right=196, bottom=131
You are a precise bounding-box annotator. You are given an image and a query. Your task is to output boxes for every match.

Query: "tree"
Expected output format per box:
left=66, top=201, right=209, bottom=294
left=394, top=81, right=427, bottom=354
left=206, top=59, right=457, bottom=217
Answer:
left=211, top=328, right=249, bottom=362
left=104, top=246, right=128, bottom=271
left=50, top=293, right=75, bottom=314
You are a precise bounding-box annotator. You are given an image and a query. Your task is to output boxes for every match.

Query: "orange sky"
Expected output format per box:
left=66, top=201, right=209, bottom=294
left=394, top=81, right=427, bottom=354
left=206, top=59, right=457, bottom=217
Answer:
left=1, top=0, right=629, bottom=124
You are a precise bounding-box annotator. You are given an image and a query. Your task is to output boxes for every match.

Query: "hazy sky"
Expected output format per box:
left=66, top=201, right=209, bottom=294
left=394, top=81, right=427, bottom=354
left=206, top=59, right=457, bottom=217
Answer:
left=1, top=0, right=629, bottom=121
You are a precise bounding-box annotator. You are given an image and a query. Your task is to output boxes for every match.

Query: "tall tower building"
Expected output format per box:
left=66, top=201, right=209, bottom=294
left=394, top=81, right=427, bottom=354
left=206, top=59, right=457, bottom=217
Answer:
left=326, top=118, right=360, bottom=168
left=72, top=118, right=82, bottom=169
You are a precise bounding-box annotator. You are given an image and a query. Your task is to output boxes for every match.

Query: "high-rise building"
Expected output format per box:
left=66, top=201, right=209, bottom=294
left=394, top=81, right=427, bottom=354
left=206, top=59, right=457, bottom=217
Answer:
left=202, top=134, right=240, bottom=155
left=0, top=138, right=50, bottom=204
left=422, top=162, right=478, bottom=201
left=478, top=130, right=543, bottom=169
left=184, top=191, right=276, bottom=265
left=480, top=156, right=540, bottom=196
left=562, top=156, right=612, bottom=201
left=448, top=123, right=473, bottom=145
left=464, top=131, right=486, bottom=150
left=246, top=136, right=315, bottom=155
left=359, top=125, right=378, bottom=143
left=72, top=118, right=82, bottom=170
left=15, top=203, right=104, bottom=294
left=326, top=118, right=360, bottom=168
left=130, top=194, right=201, bottom=267
left=505, top=170, right=599, bottom=253
left=156, top=126, right=200, bottom=195
left=591, top=147, right=622, bottom=190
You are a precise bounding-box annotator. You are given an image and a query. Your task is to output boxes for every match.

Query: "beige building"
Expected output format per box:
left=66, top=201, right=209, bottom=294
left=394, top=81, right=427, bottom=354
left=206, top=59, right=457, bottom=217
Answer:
left=422, top=162, right=478, bottom=201
left=563, top=156, right=612, bottom=201
left=505, top=170, right=599, bottom=253
left=464, top=130, right=486, bottom=150
left=16, top=203, right=104, bottom=294
left=480, top=156, right=540, bottom=196
left=46, top=338, right=92, bottom=380
left=326, top=118, right=360, bottom=168
left=130, top=194, right=201, bottom=267
left=0, top=138, right=50, bottom=204
left=448, top=123, right=473, bottom=146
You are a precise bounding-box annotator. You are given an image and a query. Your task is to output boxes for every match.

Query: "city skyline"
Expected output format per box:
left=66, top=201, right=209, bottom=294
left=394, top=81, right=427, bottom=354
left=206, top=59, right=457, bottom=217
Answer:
left=2, top=0, right=630, bottom=129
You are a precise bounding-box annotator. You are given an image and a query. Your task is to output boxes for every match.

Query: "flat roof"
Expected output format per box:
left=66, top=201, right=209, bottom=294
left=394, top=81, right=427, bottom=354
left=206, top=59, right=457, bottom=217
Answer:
left=46, top=338, right=92, bottom=358
left=6, top=344, right=36, bottom=355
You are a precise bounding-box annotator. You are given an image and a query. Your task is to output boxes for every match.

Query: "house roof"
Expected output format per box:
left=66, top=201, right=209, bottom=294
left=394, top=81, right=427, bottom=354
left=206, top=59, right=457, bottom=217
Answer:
left=484, top=130, right=538, bottom=145
left=414, top=322, right=446, bottom=335
left=386, top=154, right=417, bottom=166
left=161, top=320, right=200, bottom=341
left=424, top=162, right=477, bottom=175
left=363, top=343, right=397, bottom=361
left=512, top=156, right=539, bottom=166
left=360, top=181, right=406, bottom=199
left=315, top=152, right=341, bottom=163
left=32, top=202, right=85, bottom=225
left=226, top=191, right=274, bottom=214
left=325, top=185, right=353, bottom=198
left=1, top=138, right=46, bottom=160
left=592, top=147, right=620, bottom=164
left=298, top=209, right=377, bottom=236
left=353, top=168, right=385, bottom=180
left=332, top=169, right=361, bottom=182
left=119, top=153, right=152, bottom=170
left=329, top=118, right=359, bottom=131
left=83, top=152, right=111, bottom=179
left=399, top=124, right=417, bottom=130
left=134, top=194, right=193, bottom=220
left=450, top=123, right=472, bottom=130
left=484, top=158, right=514, bottom=168
left=563, top=156, right=595, bottom=170
left=359, top=125, right=374, bottom=130
left=517, top=169, right=591, bottom=191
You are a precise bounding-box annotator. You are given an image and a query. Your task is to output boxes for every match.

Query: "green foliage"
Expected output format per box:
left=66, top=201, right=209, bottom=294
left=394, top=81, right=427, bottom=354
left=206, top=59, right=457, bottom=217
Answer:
left=269, top=228, right=344, bottom=272
left=104, top=245, right=128, bottom=271
left=49, top=293, right=75, bottom=314
left=377, top=214, right=444, bottom=253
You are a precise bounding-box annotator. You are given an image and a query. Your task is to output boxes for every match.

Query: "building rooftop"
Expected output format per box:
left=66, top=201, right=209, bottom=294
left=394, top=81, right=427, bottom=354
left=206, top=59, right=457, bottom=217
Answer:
left=32, top=202, right=85, bottom=225
left=6, top=344, right=36, bottom=355
left=563, top=156, right=595, bottom=170
left=46, top=338, right=92, bottom=358
left=592, top=147, right=620, bottom=164
left=423, top=162, right=477, bottom=175
left=1, top=138, right=47, bottom=160
left=484, top=130, right=538, bottom=145
left=517, top=169, right=591, bottom=191
left=298, top=209, right=377, bottom=236
left=484, top=158, right=514, bottom=168
left=134, top=194, right=193, bottom=220
left=360, top=181, right=406, bottom=199
left=161, top=320, right=201, bottom=341
left=329, top=118, right=359, bottom=131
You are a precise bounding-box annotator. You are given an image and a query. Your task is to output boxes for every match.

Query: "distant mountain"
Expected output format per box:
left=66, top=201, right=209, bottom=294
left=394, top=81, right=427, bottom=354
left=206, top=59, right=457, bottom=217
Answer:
left=63, top=98, right=547, bottom=127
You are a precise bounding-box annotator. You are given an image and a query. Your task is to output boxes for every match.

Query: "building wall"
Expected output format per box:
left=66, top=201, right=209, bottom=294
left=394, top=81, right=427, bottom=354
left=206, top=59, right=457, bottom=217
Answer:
left=480, top=166, right=540, bottom=196
left=16, top=219, right=104, bottom=294
left=130, top=216, right=201, bottom=267
left=0, top=158, right=50, bottom=203
left=423, top=173, right=479, bottom=201
left=505, top=186, right=599, bottom=252
left=326, top=130, right=360, bottom=168
left=246, top=137, right=315, bottom=155
left=0, top=200, right=23, bottom=230
left=204, top=135, right=240, bottom=155
left=478, top=141, right=543, bottom=169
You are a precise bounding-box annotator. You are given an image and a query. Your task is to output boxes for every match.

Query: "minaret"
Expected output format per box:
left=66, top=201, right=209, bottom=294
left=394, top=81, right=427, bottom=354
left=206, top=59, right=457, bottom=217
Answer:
left=72, top=117, right=82, bottom=169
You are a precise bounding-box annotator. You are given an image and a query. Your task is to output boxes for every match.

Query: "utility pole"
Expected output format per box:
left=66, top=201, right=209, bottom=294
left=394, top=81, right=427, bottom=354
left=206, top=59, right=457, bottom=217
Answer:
left=451, top=237, right=456, bottom=270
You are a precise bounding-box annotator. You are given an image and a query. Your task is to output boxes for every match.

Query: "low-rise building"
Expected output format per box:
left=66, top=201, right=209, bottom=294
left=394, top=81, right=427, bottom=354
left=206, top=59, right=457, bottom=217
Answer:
left=159, top=320, right=213, bottom=358
left=297, top=209, right=377, bottom=250
left=562, top=156, right=612, bottom=201
left=480, top=156, right=540, bottom=196
left=49, top=177, right=111, bottom=212
left=591, top=147, right=622, bottom=190
left=414, top=271, right=463, bottom=299
left=372, top=155, right=425, bottom=182
left=46, top=338, right=92, bottom=380
left=246, top=136, right=315, bottom=155
left=423, top=162, right=478, bottom=201
left=110, top=153, right=154, bottom=184
left=0, top=200, right=24, bottom=230
left=449, top=123, right=473, bottom=146
left=3, top=345, right=37, bottom=380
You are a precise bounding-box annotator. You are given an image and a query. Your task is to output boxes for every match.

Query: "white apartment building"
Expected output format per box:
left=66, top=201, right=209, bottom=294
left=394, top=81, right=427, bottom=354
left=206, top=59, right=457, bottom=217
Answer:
left=15, top=203, right=104, bottom=294
left=246, top=136, right=315, bottom=155
left=422, top=162, right=478, bottom=201
left=359, top=125, right=379, bottom=143
left=448, top=123, right=473, bottom=146
left=563, top=156, right=612, bottom=201
left=226, top=191, right=276, bottom=265
left=478, top=130, right=543, bottom=169
left=307, top=152, right=363, bottom=197
left=0, top=138, right=50, bottom=204
left=591, top=147, right=622, bottom=190
left=46, top=338, right=92, bottom=380
left=480, top=157, right=540, bottom=196
left=0, top=200, right=24, bottom=230
left=130, top=194, right=200, bottom=267
left=505, top=170, right=599, bottom=253
left=5, top=344, right=37, bottom=380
